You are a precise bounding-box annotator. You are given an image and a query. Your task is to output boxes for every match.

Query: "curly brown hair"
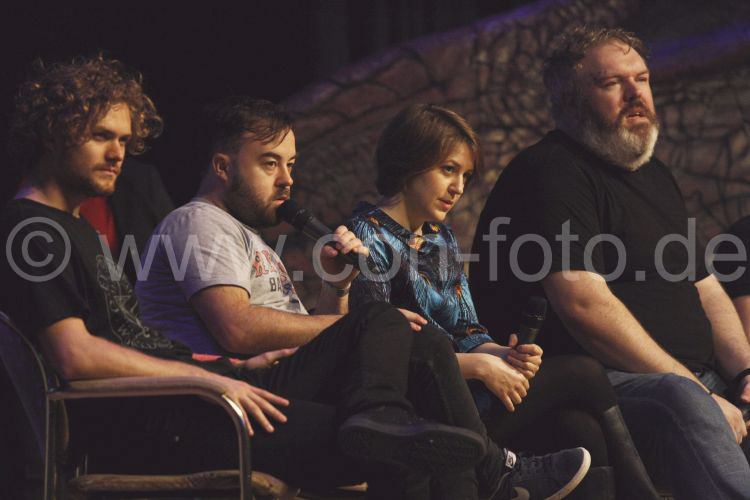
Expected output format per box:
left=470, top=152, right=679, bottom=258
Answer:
left=543, top=26, right=648, bottom=124
left=8, top=54, right=163, bottom=172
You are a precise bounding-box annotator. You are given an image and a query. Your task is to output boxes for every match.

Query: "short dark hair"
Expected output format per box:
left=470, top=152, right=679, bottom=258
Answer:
left=200, top=96, right=294, bottom=162
left=8, top=54, right=162, bottom=172
left=375, top=104, right=482, bottom=197
left=543, top=26, right=648, bottom=122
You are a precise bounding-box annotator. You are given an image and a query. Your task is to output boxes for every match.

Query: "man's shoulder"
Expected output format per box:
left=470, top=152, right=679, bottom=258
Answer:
left=644, top=156, right=673, bottom=176
left=498, top=131, right=600, bottom=197
left=505, top=130, right=589, bottom=176
left=2, top=198, right=60, bottom=222
left=156, top=200, right=245, bottom=236
left=162, top=199, right=226, bottom=221
left=1, top=199, right=86, bottom=243
left=0, top=199, right=97, bottom=298
left=0, top=199, right=29, bottom=231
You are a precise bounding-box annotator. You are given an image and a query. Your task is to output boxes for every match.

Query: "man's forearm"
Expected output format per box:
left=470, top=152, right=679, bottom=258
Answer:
left=190, top=286, right=342, bottom=354
left=732, top=296, right=750, bottom=342
left=697, top=275, right=750, bottom=379
left=544, top=271, right=702, bottom=383
left=42, top=318, right=219, bottom=381
left=313, top=281, right=349, bottom=315
left=217, top=305, right=340, bottom=353
left=40, top=317, right=290, bottom=434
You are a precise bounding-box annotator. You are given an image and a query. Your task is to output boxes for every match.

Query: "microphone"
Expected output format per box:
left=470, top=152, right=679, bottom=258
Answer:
left=516, top=296, right=547, bottom=346
left=739, top=404, right=750, bottom=422
left=277, top=199, right=360, bottom=266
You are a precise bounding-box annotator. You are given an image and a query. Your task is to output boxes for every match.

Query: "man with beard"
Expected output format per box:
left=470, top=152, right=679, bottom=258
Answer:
left=135, top=97, right=387, bottom=354
left=469, top=27, right=750, bottom=497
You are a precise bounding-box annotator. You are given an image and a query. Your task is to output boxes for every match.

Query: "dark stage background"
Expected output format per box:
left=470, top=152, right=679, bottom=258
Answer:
left=0, top=0, right=531, bottom=205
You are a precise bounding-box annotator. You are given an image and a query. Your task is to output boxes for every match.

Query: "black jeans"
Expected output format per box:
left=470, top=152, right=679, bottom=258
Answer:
left=72, top=302, right=493, bottom=499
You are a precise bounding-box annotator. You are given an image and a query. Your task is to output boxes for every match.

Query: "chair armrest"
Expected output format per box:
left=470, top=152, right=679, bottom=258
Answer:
left=50, top=376, right=255, bottom=498
left=52, top=376, right=234, bottom=401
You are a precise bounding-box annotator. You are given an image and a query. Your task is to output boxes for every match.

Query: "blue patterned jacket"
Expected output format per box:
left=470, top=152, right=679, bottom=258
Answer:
left=347, top=202, right=494, bottom=353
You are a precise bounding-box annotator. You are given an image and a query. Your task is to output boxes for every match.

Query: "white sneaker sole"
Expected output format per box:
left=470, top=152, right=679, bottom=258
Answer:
left=545, top=447, right=591, bottom=500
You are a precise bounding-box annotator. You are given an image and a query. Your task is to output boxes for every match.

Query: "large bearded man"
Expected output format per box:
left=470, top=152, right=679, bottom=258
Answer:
left=470, top=27, right=750, bottom=499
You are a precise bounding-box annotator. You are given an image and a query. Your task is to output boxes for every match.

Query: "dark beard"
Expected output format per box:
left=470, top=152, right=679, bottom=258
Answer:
left=223, top=175, right=281, bottom=229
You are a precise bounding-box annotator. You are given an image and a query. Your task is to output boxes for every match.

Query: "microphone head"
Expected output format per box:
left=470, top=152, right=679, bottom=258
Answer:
left=277, top=199, right=311, bottom=230
left=521, top=296, right=547, bottom=327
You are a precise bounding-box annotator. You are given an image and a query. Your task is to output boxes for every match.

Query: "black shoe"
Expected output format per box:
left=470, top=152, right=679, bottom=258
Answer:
left=337, top=406, right=486, bottom=474
left=492, top=448, right=591, bottom=500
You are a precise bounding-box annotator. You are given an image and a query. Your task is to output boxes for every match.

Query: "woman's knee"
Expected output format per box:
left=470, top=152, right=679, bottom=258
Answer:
left=539, top=355, right=617, bottom=410
left=546, top=355, right=607, bottom=382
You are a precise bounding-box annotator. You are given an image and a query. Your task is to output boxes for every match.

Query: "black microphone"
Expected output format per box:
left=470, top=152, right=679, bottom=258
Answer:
left=516, top=296, right=547, bottom=346
left=277, top=199, right=360, bottom=266
left=739, top=403, right=750, bottom=422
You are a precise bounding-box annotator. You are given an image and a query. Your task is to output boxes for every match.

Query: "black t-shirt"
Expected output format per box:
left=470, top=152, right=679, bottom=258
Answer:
left=0, top=199, right=190, bottom=360
left=714, top=215, right=750, bottom=298
left=469, top=130, right=715, bottom=372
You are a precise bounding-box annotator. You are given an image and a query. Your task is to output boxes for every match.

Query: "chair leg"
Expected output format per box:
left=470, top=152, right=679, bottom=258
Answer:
left=44, top=400, right=57, bottom=500
left=601, top=406, right=661, bottom=500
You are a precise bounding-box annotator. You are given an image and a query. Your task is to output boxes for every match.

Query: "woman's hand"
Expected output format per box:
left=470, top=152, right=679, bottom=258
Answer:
left=243, top=347, right=299, bottom=370
left=506, top=333, right=543, bottom=380
left=397, top=308, right=428, bottom=331
left=463, top=352, right=529, bottom=412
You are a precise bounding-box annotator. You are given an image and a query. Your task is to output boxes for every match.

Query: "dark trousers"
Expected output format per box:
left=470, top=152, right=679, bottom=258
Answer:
left=481, top=355, right=614, bottom=465
left=480, top=354, right=659, bottom=499
left=72, top=302, right=492, bottom=499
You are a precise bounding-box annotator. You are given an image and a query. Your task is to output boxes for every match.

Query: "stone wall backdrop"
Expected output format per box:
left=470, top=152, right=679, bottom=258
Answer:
left=264, top=0, right=750, bottom=306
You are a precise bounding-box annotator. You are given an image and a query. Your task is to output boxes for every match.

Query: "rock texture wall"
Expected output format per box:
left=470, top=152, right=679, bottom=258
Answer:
left=270, top=0, right=750, bottom=305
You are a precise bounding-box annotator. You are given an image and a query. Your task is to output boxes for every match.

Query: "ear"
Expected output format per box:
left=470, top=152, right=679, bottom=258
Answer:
left=210, top=153, right=232, bottom=182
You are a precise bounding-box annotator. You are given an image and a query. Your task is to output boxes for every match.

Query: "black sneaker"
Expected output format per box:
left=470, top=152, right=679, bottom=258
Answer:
left=337, top=406, right=486, bottom=474
left=492, top=447, right=591, bottom=500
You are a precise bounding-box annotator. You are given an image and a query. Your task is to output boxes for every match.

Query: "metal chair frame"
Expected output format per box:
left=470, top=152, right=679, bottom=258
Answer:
left=0, top=310, right=297, bottom=499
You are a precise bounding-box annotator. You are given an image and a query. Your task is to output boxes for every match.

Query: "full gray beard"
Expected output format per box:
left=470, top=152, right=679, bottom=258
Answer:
left=580, top=122, right=658, bottom=171
left=574, top=100, right=660, bottom=171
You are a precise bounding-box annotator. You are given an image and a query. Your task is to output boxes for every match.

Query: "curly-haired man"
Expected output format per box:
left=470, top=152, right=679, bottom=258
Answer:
left=8, top=55, right=162, bottom=173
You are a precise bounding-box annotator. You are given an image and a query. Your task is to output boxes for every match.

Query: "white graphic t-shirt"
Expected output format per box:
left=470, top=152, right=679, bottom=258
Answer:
left=136, top=199, right=306, bottom=355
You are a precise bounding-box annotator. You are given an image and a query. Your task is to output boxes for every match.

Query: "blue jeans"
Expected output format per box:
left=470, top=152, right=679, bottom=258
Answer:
left=607, top=370, right=750, bottom=499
